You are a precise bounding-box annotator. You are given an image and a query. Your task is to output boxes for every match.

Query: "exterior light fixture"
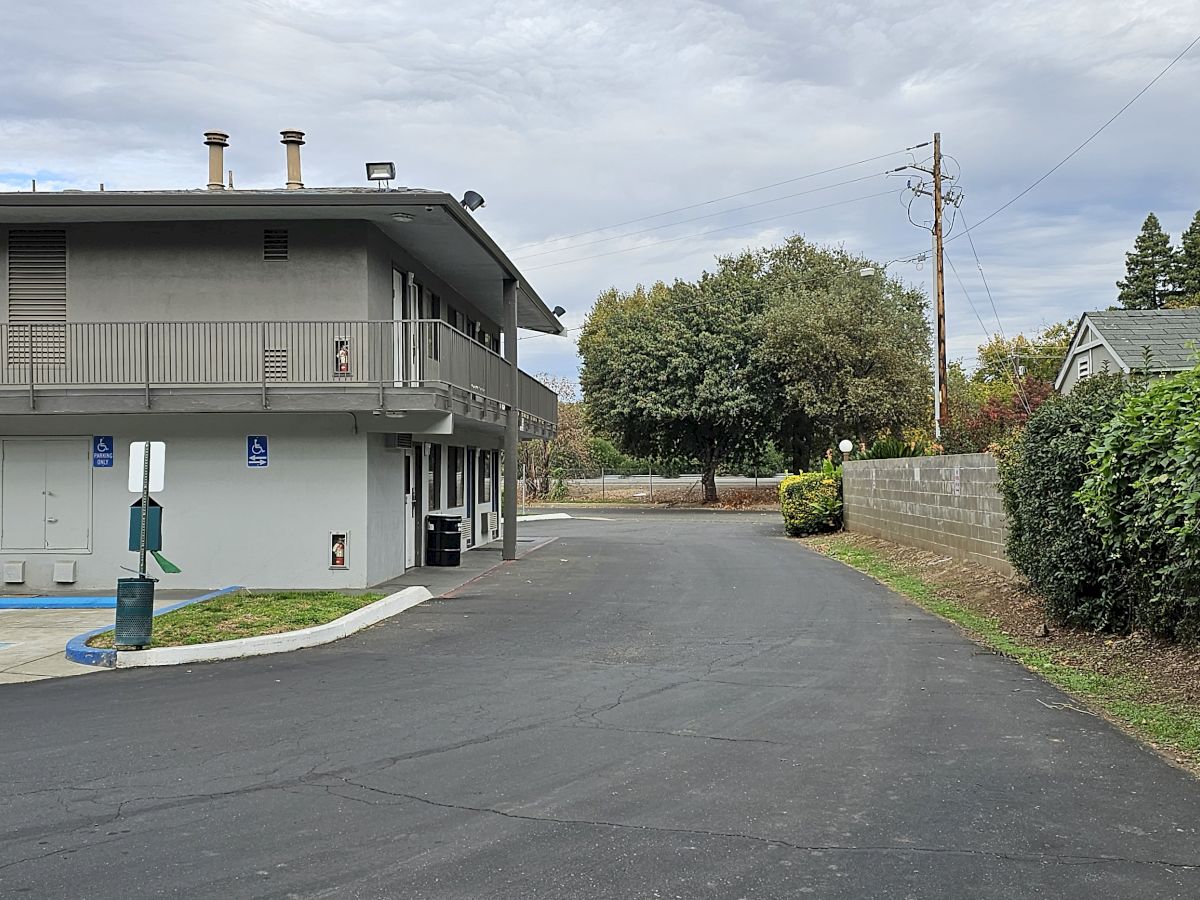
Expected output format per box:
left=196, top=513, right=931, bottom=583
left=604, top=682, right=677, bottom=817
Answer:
left=365, top=162, right=396, bottom=183
left=460, top=190, right=485, bottom=211
left=552, top=306, right=566, bottom=317
left=838, top=438, right=854, bottom=463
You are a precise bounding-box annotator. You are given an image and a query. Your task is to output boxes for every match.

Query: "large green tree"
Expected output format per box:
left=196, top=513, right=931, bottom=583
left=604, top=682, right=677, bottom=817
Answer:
left=578, top=256, right=774, bottom=501
left=754, top=238, right=932, bottom=469
left=1172, top=210, right=1200, bottom=307
left=1117, top=213, right=1176, bottom=309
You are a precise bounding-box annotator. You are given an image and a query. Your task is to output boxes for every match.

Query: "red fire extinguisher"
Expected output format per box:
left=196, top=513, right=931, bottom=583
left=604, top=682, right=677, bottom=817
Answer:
left=332, top=537, right=346, bottom=567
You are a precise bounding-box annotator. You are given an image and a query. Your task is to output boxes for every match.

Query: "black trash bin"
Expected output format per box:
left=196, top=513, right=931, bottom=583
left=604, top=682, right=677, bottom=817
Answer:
left=115, top=576, right=156, bottom=649
left=426, top=515, right=462, bottom=567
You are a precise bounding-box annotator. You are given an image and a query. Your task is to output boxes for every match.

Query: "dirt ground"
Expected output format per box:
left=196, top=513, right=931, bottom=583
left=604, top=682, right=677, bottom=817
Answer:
left=533, top=484, right=780, bottom=509
left=805, top=531, right=1200, bottom=709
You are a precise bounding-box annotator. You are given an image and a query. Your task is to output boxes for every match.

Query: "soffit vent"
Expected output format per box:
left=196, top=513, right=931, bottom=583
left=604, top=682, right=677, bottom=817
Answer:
left=263, top=228, right=289, bottom=261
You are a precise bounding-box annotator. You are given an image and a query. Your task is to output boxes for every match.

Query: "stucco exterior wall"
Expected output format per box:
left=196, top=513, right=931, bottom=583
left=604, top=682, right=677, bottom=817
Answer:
left=60, top=221, right=369, bottom=321
left=1, top=413, right=372, bottom=591
left=365, top=225, right=501, bottom=333
left=842, top=453, right=1012, bottom=576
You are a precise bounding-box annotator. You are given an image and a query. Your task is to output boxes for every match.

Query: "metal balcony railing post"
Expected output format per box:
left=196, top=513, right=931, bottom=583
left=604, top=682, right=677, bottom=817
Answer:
left=27, top=325, right=36, bottom=410
left=142, top=323, right=151, bottom=409
left=260, top=321, right=270, bottom=409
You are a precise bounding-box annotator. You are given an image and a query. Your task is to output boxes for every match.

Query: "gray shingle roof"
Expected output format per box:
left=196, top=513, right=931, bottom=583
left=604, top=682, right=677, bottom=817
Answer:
left=1086, top=309, right=1200, bottom=371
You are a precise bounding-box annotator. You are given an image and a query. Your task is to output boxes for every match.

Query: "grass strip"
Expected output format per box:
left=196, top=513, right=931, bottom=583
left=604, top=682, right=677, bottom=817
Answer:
left=818, top=538, right=1200, bottom=760
left=87, top=590, right=383, bottom=649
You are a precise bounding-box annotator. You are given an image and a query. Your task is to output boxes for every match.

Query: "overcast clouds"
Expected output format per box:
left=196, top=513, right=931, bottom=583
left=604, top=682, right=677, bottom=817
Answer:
left=2, top=0, right=1198, bottom=381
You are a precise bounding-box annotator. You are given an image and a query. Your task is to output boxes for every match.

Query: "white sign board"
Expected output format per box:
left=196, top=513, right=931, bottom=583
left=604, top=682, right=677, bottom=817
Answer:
left=128, top=441, right=166, bottom=492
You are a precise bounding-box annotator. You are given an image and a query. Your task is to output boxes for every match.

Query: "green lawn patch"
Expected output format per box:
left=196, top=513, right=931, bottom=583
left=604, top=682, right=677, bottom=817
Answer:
left=814, top=537, right=1200, bottom=760
left=87, top=590, right=383, bottom=650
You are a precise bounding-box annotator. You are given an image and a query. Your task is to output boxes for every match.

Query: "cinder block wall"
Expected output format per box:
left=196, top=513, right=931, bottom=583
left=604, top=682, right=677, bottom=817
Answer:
left=841, top=453, right=1012, bottom=576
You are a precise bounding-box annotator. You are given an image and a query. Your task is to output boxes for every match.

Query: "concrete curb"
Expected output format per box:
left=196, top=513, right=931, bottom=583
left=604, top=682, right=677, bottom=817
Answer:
left=64, top=586, right=243, bottom=668
left=1, top=596, right=117, bottom=610
left=113, top=586, right=433, bottom=668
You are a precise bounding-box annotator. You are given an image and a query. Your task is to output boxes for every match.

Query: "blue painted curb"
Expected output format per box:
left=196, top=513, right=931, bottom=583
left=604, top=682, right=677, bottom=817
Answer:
left=64, top=586, right=242, bottom=668
left=0, top=596, right=117, bottom=610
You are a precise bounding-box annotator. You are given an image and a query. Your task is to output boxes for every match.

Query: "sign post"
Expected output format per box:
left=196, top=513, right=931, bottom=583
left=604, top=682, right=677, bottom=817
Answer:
left=138, top=441, right=150, bottom=576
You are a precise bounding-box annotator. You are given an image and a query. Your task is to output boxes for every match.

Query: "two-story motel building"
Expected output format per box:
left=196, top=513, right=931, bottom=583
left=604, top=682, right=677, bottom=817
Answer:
left=0, top=131, right=561, bottom=592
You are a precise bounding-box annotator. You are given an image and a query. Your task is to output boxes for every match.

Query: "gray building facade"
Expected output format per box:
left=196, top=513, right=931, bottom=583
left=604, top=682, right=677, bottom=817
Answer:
left=1, top=138, right=561, bottom=592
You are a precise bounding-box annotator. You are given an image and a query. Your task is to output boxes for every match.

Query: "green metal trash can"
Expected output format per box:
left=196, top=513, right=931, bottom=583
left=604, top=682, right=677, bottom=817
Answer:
left=115, top=577, right=155, bottom=649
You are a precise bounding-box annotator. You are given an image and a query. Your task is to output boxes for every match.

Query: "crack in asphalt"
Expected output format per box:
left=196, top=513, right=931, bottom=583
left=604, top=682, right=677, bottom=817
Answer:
left=329, top=779, right=1200, bottom=872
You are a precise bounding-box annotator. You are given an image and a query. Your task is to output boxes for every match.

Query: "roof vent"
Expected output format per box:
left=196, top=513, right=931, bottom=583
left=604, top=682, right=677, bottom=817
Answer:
left=204, top=131, right=229, bottom=191
left=280, top=130, right=305, bottom=190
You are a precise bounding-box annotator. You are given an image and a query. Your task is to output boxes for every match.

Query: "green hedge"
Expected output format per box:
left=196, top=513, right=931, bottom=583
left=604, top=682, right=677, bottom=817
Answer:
left=998, top=375, right=1130, bottom=630
left=1080, top=367, right=1200, bottom=641
left=780, top=471, right=842, bottom=536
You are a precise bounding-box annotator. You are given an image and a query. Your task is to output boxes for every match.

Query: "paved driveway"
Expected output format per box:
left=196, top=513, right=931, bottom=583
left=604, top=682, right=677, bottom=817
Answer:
left=2, top=510, right=1198, bottom=898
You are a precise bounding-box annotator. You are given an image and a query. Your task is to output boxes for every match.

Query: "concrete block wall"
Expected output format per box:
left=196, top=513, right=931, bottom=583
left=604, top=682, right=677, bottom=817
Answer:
left=842, top=453, right=1012, bottom=576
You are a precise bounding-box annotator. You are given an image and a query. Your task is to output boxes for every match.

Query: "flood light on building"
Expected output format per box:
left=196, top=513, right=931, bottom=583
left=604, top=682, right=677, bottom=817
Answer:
left=460, top=190, right=485, bottom=211
left=552, top=306, right=566, bottom=317
left=365, top=162, right=396, bottom=184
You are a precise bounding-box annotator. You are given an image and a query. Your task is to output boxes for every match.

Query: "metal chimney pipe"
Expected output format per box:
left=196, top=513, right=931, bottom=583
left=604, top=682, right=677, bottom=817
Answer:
left=203, top=131, right=229, bottom=191
left=280, top=130, right=305, bottom=189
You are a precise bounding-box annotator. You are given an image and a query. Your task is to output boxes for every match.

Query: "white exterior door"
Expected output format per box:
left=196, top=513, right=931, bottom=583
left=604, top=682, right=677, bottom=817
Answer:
left=1, top=439, right=90, bottom=551
left=392, top=270, right=422, bottom=387
left=403, top=449, right=416, bottom=569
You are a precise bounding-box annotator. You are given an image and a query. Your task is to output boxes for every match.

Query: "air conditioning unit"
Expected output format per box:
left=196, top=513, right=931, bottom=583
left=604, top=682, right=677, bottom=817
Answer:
left=383, top=433, right=413, bottom=451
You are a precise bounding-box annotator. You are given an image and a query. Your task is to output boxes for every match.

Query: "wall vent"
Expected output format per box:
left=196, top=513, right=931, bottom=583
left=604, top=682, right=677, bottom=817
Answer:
left=263, top=228, right=289, bottom=261
left=7, top=229, right=67, bottom=365
left=383, top=433, right=413, bottom=451
left=263, top=347, right=289, bottom=381
left=1077, top=355, right=1090, bottom=380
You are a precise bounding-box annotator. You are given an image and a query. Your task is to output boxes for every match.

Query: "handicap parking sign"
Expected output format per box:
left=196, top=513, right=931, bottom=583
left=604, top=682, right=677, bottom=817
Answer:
left=247, top=435, right=269, bottom=468
left=92, top=436, right=114, bottom=468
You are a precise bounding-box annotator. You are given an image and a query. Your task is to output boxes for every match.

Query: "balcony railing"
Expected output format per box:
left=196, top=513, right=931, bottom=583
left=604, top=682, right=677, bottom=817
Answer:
left=0, top=319, right=558, bottom=426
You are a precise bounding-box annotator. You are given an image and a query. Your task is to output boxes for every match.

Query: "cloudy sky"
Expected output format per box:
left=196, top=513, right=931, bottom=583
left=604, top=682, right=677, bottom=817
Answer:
left=3, top=0, right=1198, bottom=383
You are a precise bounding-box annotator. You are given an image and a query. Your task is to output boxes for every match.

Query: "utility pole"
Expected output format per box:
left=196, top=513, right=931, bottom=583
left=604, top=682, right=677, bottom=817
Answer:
left=904, top=133, right=951, bottom=438
left=932, top=132, right=948, bottom=435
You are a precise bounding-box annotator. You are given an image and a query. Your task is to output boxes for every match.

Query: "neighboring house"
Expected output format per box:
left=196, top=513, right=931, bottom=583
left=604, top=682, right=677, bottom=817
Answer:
left=1, top=131, right=562, bottom=592
left=1055, top=308, right=1200, bottom=394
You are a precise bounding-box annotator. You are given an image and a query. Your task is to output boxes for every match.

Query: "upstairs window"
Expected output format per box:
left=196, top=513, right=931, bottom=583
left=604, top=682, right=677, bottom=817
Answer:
left=263, top=229, right=289, bottom=261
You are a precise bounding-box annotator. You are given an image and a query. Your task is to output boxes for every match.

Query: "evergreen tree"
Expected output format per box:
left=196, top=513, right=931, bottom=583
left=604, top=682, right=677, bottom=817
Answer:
left=1117, top=213, right=1176, bottom=309
left=1172, top=210, right=1200, bottom=307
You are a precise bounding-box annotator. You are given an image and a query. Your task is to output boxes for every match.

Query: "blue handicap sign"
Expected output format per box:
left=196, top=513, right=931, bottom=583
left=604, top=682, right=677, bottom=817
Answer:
left=246, top=435, right=269, bottom=468
left=92, top=436, right=114, bottom=468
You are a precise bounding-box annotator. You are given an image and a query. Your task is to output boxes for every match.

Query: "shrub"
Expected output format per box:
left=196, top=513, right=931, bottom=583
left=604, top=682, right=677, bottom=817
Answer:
left=1080, top=367, right=1200, bottom=641
left=856, top=436, right=931, bottom=459
left=780, top=469, right=842, bottom=536
left=999, top=375, right=1130, bottom=630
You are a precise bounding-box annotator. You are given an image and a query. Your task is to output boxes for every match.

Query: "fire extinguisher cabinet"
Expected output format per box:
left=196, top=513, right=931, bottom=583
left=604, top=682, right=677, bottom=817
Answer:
left=426, top=515, right=462, bottom=567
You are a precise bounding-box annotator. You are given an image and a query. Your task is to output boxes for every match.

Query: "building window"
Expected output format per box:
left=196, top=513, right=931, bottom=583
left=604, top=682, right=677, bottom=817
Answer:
left=427, top=445, right=441, bottom=511
left=1077, top=355, right=1090, bottom=380
left=479, top=450, right=492, bottom=503
left=263, top=229, right=288, bottom=260
left=449, top=446, right=465, bottom=507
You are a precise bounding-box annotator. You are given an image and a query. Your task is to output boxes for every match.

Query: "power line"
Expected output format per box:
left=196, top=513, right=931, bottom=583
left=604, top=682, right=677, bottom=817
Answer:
left=523, top=189, right=901, bottom=272
left=948, top=30, right=1200, bottom=241
left=514, top=171, right=892, bottom=261
left=507, top=147, right=913, bottom=252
